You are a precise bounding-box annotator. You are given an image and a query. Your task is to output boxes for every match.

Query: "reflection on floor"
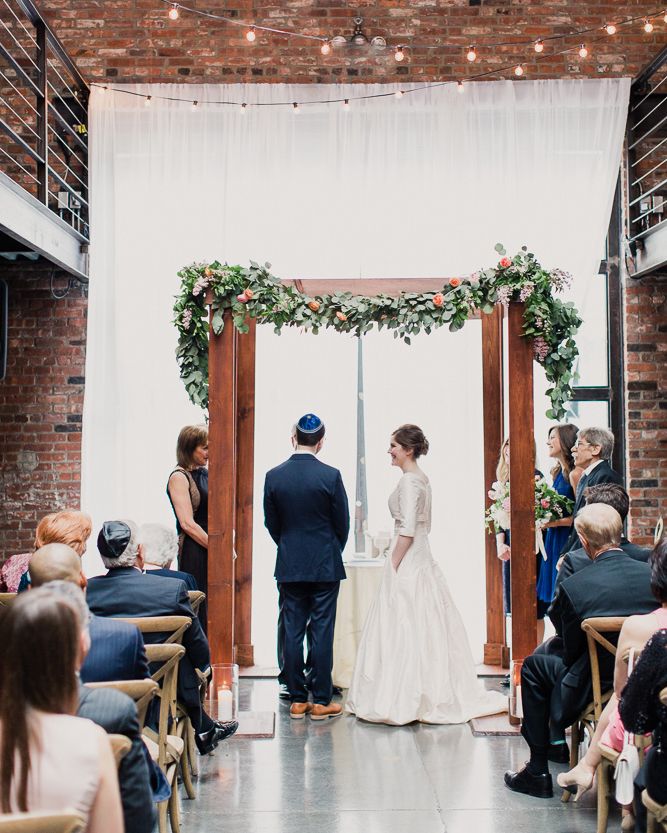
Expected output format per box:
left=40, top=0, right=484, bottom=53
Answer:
left=180, top=678, right=599, bottom=833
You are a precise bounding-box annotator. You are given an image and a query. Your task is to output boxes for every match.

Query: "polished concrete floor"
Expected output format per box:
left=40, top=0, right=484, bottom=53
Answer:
left=179, top=679, right=602, bottom=833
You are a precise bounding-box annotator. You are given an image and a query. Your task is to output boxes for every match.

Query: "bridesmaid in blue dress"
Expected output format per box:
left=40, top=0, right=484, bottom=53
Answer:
left=538, top=424, right=583, bottom=605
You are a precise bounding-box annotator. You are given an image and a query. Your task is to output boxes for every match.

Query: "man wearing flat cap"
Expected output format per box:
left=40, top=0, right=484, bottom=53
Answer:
left=264, top=413, right=350, bottom=720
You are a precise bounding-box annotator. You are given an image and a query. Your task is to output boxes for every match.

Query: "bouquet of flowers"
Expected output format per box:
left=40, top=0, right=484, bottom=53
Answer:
left=485, top=478, right=574, bottom=558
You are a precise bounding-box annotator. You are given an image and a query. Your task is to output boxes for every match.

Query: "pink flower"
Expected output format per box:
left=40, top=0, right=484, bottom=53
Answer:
left=533, top=336, right=549, bottom=361
left=502, top=498, right=511, bottom=512
left=237, top=292, right=249, bottom=303
left=499, top=256, right=511, bottom=268
left=181, top=308, right=192, bottom=330
left=433, top=293, right=444, bottom=307
left=449, top=277, right=462, bottom=288
left=541, top=498, right=550, bottom=509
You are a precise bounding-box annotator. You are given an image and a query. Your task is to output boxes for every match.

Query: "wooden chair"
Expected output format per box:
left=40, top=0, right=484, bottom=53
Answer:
left=561, top=616, right=626, bottom=805
left=108, top=733, right=132, bottom=767
left=0, top=812, right=85, bottom=833
left=85, top=678, right=159, bottom=731
left=0, top=592, right=16, bottom=606
left=187, top=590, right=205, bottom=618
left=116, top=615, right=191, bottom=646
left=143, top=642, right=186, bottom=833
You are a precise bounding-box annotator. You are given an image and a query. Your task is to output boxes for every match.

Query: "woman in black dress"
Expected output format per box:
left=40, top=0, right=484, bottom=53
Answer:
left=167, top=424, right=209, bottom=631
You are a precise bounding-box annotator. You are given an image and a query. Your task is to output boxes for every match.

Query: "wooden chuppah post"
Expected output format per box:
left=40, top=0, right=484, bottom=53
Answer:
left=482, top=305, right=509, bottom=668
left=234, top=317, right=256, bottom=667
left=507, top=301, right=537, bottom=662
left=207, top=309, right=237, bottom=664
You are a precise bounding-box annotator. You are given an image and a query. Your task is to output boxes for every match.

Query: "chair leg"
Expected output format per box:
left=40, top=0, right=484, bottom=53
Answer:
left=647, top=811, right=656, bottom=833
left=597, top=761, right=610, bottom=833
left=168, top=782, right=181, bottom=833
left=158, top=799, right=169, bottom=833
left=180, top=739, right=196, bottom=800
left=187, top=719, right=199, bottom=778
left=562, top=722, right=580, bottom=803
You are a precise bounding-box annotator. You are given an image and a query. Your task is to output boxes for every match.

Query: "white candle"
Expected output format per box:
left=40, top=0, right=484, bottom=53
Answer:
left=515, top=684, right=524, bottom=719
left=217, top=686, right=233, bottom=721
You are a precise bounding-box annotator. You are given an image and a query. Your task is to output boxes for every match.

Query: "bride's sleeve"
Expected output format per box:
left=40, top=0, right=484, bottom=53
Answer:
left=397, top=476, right=420, bottom=537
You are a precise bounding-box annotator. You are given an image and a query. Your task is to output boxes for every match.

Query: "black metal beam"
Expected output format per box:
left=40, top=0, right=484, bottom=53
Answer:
left=632, top=45, right=667, bottom=92
left=607, top=176, right=626, bottom=479
left=36, top=19, right=47, bottom=204
left=0, top=41, right=41, bottom=98
left=0, top=117, right=43, bottom=163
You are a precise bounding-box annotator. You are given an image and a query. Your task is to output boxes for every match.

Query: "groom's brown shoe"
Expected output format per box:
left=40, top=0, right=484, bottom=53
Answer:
left=310, top=703, right=343, bottom=721
left=290, top=702, right=313, bottom=719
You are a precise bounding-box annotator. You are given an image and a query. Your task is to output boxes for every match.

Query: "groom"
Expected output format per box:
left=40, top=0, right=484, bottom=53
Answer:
left=263, top=413, right=349, bottom=720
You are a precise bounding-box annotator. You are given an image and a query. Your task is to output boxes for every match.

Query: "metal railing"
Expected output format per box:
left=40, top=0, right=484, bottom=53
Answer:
left=627, top=47, right=667, bottom=249
left=0, top=0, right=89, bottom=239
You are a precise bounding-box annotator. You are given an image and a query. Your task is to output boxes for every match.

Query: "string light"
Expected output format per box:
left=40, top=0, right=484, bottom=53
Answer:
left=144, top=95, right=152, bottom=106
left=192, top=100, right=198, bottom=109
left=394, top=89, right=404, bottom=98
left=514, top=64, right=524, bottom=76
left=457, top=81, right=464, bottom=93
left=168, top=4, right=179, bottom=20
left=320, top=40, right=331, bottom=55
left=466, top=45, right=477, bottom=62
left=343, top=98, right=350, bottom=110
left=246, top=27, right=256, bottom=42
left=578, top=44, right=588, bottom=58
left=664, top=11, right=667, bottom=23
left=605, top=23, right=617, bottom=34
left=394, top=45, right=405, bottom=62
left=292, top=102, right=299, bottom=114
left=240, top=102, right=247, bottom=113
left=534, top=39, right=544, bottom=53
left=644, top=18, right=654, bottom=31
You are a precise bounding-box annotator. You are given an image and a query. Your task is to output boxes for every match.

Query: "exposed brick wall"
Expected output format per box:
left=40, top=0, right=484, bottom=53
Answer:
left=625, top=275, right=667, bottom=547
left=0, top=262, right=87, bottom=561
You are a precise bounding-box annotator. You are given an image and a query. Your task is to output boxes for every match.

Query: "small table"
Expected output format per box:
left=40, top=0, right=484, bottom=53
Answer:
left=332, top=557, right=385, bottom=689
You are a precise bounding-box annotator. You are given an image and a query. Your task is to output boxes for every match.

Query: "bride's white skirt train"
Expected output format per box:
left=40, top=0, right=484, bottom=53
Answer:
left=345, top=533, right=508, bottom=726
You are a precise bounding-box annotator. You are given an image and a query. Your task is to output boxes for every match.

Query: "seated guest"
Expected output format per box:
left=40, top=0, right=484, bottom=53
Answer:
left=504, top=504, right=655, bottom=798
left=87, top=520, right=237, bottom=753
left=29, top=543, right=149, bottom=683
left=0, top=552, right=31, bottom=592
left=139, top=523, right=198, bottom=590
left=17, top=509, right=93, bottom=592
left=619, top=626, right=667, bottom=833
left=557, top=535, right=667, bottom=806
left=557, top=483, right=651, bottom=585
left=0, top=587, right=123, bottom=832
left=560, top=427, right=623, bottom=556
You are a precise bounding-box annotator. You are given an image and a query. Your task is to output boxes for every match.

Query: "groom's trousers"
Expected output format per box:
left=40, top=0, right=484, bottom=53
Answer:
left=277, top=586, right=313, bottom=686
left=278, top=580, right=339, bottom=705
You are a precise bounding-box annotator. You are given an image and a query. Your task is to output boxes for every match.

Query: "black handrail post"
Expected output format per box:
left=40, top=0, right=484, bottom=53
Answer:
left=36, top=18, right=48, bottom=206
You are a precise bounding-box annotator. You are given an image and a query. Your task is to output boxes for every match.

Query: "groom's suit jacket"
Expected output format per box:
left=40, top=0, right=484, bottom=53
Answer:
left=264, top=453, right=349, bottom=583
left=560, top=459, right=623, bottom=555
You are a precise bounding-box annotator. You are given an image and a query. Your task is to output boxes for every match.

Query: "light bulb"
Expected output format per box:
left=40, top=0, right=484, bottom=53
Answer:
left=644, top=19, right=654, bottom=33
left=320, top=40, right=331, bottom=55
left=240, top=103, right=247, bottom=113
left=394, top=46, right=405, bottom=62
left=292, top=102, right=299, bottom=113
left=343, top=98, right=350, bottom=110
left=534, top=39, right=544, bottom=53
left=246, top=27, right=256, bottom=42
left=99, top=85, right=107, bottom=94
left=514, top=64, right=524, bottom=76
left=457, top=80, right=464, bottom=93
left=466, top=45, right=477, bottom=62
left=145, top=96, right=152, bottom=106
left=664, top=11, right=667, bottom=23
left=605, top=23, right=617, bottom=35
left=192, top=100, right=198, bottom=110
left=394, top=89, right=404, bottom=98
left=578, top=44, right=588, bottom=58
left=168, top=4, right=179, bottom=20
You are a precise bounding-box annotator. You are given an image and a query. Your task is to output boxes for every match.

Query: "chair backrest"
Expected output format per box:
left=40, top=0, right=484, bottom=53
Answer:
left=84, top=678, right=159, bottom=730
left=108, top=733, right=132, bottom=767
left=144, top=643, right=185, bottom=772
left=0, top=811, right=85, bottom=833
left=116, top=615, right=191, bottom=645
left=581, top=616, right=627, bottom=719
left=660, top=686, right=667, bottom=707
left=187, top=590, right=205, bottom=617
left=0, top=592, right=16, bottom=606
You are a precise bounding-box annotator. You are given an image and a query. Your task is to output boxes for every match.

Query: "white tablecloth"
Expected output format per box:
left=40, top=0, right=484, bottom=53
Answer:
left=332, top=558, right=385, bottom=689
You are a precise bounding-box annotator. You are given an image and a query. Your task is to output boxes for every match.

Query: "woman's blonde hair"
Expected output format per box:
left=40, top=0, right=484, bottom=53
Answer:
left=176, top=424, right=209, bottom=469
left=34, top=510, right=92, bottom=556
left=495, top=437, right=538, bottom=484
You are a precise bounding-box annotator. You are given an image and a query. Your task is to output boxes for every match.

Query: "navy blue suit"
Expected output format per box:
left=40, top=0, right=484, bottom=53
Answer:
left=146, top=566, right=199, bottom=591
left=87, top=567, right=211, bottom=731
left=264, top=453, right=349, bottom=704
left=80, top=614, right=149, bottom=684
left=560, top=460, right=623, bottom=555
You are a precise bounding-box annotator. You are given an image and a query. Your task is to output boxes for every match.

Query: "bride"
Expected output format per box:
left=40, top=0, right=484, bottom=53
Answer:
left=346, top=424, right=507, bottom=725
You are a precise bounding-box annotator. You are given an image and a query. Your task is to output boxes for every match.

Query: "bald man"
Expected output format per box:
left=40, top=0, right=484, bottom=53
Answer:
left=30, top=543, right=149, bottom=683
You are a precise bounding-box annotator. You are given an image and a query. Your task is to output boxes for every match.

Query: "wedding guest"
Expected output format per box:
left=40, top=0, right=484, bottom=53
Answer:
left=264, top=413, right=349, bottom=720
left=504, top=504, right=655, bottom=799
left=16, top=509, right=93, bottom=592
left=560, top=426, right=622, bottom=556
left=138, top=523, right=198, bottom=590
left=0, top=551, right=30, bottom=593
left=0, top=588, right=123, bottom=831
left=347, top=425, right=506, bottom=725
left=538, top=424, right=580, bottom=607
left=167, top=424, right=209, bottom=631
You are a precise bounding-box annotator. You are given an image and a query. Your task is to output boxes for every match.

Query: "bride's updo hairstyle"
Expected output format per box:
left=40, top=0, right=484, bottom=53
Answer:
left=392, top=424, right=429, bottom=459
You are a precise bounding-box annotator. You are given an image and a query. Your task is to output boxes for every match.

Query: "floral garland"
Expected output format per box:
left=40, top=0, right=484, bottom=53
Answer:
left=173, top=244, right=581, bottom=419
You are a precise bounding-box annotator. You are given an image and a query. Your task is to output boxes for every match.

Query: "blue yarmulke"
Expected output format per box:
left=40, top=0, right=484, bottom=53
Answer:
left=297, top=413, right=323, bottom=434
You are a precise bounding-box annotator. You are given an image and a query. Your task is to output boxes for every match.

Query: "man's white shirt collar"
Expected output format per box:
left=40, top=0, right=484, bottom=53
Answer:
left=584, top=459, right=603, bottom=477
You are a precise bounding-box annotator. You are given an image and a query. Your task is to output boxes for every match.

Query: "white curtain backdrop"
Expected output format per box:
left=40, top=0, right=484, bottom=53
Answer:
left=85, top=78, right=630, bottom=663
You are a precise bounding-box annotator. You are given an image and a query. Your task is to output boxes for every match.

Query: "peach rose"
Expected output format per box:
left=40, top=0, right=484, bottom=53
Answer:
left=336, top=311, right=347, bottom=322
left=308, top=300, right=320, bottom=312
left=244, top=288, right=254, bottom=299
left=449, top=277, right=462, bottom=288
left=204, top=267, right=213, bottom=278
left=433, top=293, right=444, bottom=307
left=499, top=257, right=511, bottom=268
left=236, top=292, right=248, bottom=303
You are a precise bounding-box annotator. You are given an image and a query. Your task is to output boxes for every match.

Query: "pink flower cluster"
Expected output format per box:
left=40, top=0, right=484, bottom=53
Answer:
left=533, top=335, right=549, bottom=361
left=181, top=308, right=193, bottom=330
left=192, top=276, right=209, bottom=297
left=496, top=285, right=512, bottom=307
left=549, top=268, right=573, bottom=292
left=519, top=281, right=534, bottom=302
left=541, top=498, right=551, bottom=509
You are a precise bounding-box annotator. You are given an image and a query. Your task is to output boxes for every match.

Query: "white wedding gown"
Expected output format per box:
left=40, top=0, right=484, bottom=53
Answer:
left=346, top=472, right=508, bottom=725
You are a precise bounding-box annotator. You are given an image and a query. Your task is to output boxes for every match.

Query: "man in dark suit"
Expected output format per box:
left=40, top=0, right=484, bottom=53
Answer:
left=557, top=483, right=651, bottom=588
left=560, top=426, right=623, bottom=555
left=139, top=522, right=199, bottom=590
left=504, top=503, right=655, bottom=798
left=87, top=519, right=237, bottom=753
left=29, top=543, right=150, bottom=683
left=264, top=413, right=350, bottom=720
